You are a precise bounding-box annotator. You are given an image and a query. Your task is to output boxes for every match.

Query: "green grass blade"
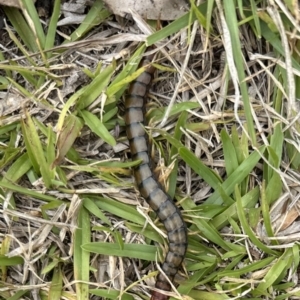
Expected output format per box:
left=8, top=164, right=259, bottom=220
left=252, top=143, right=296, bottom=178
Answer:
left=77, top=62, right=115, bottom=109
left=146, top=2, right=208, bottom=45
left=1, top=153, right=32, bottom=183
left=223, top=1, right=256, bottom=144
left=69, top=0, right=111, bottom=42
left=107, top=45, right=146, bottom=100
left=0, top=181, right=62, bottom=203
left=92, top=196, right=146, bottom=226
left=236, top=186, right=278, bottom=256
left=255, top=249, right=293, bottom=296
left=211, top=186, right=259, bottom=230
left=206, top=146, right=265, bottom=204
left=220, top=129, right=239, bottom=176
left=79, top=110, right=116, bottom=146
left=45, top=0, right=61, bottom=57
left=21, top=0, right=46, bottom=49
left=48, top=266, right=63, bottom=300
left=74, top=205, right=90, bottom=300
left=83, top=242, right=157, bottom=261
left=21, top=111, right=52, bottom=188
left=0, top=255, right=24, bottom=266
left=89, top=289, right=134, bottom=300
left=168, top=111, right=187, bottom=198
left=2, top=6, right=38, bottom=52
left=261, top=181, right=277, bottom=245
left=83, top=197, right=111, bottom=226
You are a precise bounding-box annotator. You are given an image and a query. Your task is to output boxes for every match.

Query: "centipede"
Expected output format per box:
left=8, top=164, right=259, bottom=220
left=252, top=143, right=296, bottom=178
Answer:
left=125, top=48, right=188, bottom=300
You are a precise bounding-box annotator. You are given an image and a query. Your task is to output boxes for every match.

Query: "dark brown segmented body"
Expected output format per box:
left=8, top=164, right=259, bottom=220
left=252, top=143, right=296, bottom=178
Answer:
left=125, top=50, right=187, bottom=300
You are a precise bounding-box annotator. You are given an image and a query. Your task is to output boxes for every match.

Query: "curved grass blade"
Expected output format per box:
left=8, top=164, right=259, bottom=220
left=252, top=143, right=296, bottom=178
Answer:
left=80, top=110, right=116, bottom=146
left=21, top=112, right=52, bottom=188
left=236, top=186, right=278, bottom=256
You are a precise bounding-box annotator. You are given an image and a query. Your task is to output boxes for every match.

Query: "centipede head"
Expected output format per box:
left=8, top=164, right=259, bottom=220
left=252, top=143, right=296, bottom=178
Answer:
left=150, top=281, right=172, bottom=300
left=150, top=291, right=170, bottom=300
